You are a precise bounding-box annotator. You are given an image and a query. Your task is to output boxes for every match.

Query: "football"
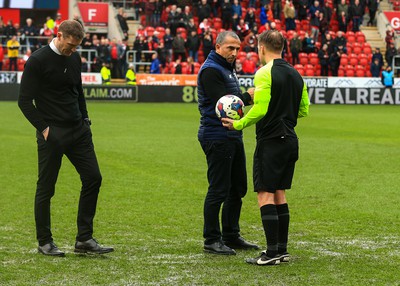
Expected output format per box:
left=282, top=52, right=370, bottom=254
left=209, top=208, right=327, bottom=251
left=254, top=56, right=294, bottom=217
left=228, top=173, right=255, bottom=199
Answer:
left=215, top=95, right=245, bottom=120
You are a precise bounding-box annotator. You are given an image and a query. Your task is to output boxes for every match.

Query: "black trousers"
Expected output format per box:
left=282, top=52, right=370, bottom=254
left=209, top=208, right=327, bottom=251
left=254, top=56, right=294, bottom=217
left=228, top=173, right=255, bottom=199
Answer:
left=200, top=139, right=247, bottom=244
left=35, top=120, right=102, bottom=246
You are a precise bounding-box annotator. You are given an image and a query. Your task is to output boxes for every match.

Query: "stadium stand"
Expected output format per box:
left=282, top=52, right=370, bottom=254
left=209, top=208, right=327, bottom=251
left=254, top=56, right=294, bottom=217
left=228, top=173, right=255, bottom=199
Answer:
left=0, top=0, right=397, bottom=79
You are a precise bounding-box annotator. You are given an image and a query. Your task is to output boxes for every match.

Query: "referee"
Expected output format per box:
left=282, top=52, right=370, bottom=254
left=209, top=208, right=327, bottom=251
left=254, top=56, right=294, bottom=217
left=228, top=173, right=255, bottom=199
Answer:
left=18, top=20, right=113, bottom=256
left=222, top=30, right=309, bottom=265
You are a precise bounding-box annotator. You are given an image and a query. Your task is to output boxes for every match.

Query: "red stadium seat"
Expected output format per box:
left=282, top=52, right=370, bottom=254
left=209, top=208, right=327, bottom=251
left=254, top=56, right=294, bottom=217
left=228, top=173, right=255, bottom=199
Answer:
left=299, top=53, right=308, bottom=65
left=349, top=54, right=358, bottom=66
left=356, top=69, right=365, bottom=77
left=353, top=46, right=362, bottom=55
left=338, top=68, right=345, bottom=77
left=340, top=54, right=348, bottom=66
left=309, top=57, right=319, bottom=65
left=305, top=68, right=315, bottom=76
left=145, top=26, right=155, bottom=37
left=213, top=17, right=222, bottom=30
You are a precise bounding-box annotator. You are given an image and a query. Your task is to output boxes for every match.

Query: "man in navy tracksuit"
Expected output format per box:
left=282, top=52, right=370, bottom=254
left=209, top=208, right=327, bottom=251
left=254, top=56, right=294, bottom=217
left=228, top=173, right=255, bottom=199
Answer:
left=197, top=31, right=258, bottom=255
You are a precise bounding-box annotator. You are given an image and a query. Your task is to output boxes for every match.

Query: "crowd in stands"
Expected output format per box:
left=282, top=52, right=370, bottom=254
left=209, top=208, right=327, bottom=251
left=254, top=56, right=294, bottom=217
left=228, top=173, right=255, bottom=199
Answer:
left=0, top=0, right=399, bottom=80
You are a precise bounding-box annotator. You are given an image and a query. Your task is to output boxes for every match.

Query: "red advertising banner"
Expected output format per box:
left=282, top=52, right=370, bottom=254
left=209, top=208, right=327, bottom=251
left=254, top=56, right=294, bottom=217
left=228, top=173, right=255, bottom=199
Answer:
left=78, top=2, right=108, bottom=27
left=383, top=11, right=400, bottom=31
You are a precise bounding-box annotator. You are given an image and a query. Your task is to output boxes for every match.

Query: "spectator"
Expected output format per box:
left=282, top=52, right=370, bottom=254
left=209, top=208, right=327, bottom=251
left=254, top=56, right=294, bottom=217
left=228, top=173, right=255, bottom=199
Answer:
left=174, top=58, right=182, bottom=74
left=126, top=63, right=137, bottom=85
left=322, top=32, right=335, bottom=55
left=199, top=18, right=211, bottom=35
left=0, top=44, right=4, bottom=70
left=243, top=29, right=258, bottom=53
left=7, top=35, right=20, bottom=71
left=81, top=32, right=94, bottom=60
left=145, top=0, right=155, bottom=27
left=54, top=13, right=62, bottom=34
left=150, top=52, right=161, bottom=74
left=186, top=56, right=195, bottom=74
left=45, top=16, right=55, bottom=31
left=385, top=28, right=394, bottom=49
left=186, top=18, right=197, bottom=34
left=156, top=41, right=167, bottom=69
left=284, top=0, right=296, bottom=31
left=39, top=23, right=54, bottom=46
left=119, top=39, right=129, bottom=77
left=136, top=24, right=146, bottom=38
left=81, top=56, right=89, bottom=73
left=236, top=19, right=250, bottom=40
left=117, top=8, right=129, bottom=40
left=163, top=28, right=174, bottom=62
left=244, top=8, right=257, bottom=30
left=221, top=0, right=232, bottom=30
left=235, top=60, right=245, bottom=75
left=23, top=18, right=38, bottom=52
left=381, top=65, right=394, bottom=87
left=153, top=0, right=163, bottom=27
left=109, top=38, right=123, bottom=78
left=133, top=0, right=144, bottom=21
left=337, top=0, right=349, bottom=20
left=181, top=6, right=193, bottom=28
left=259, top=4, right=270, bottom=26
left=385, top=42, right=397, bottom=68
left=310, top=10, right=321, bottom=44
left=273, top=0, right=283, bottom=20
left=186, top=30, right=200, bottom=62
left=172, top=32, right=187, bottom=61
left=197, top=0, right=212, bottom=23
left=290, top=32, right=302, bottom=65
left=98, top=37, right=111, bottom=65
left=168, top=5, right=181, bottom=35
left=4, top=20, right=16, bottom=41
left=338, top=11, right=348, bottom=32
left=258, top=22, right=270, bottom=34
left=318, top=44, right=330, bottom=76
left=333, top=31, right=347, bottom=53
left=202, top=29, right=213, bottom=59
left=298, top=0, right=308, bottom=21
left=370, top=58, right=381, bottom=77
left=232, top=0, right=242, bottom=20
left=144, top=36, right=156, bottom=71
left=100, top=62, right=111, bottom=84
left=302, top=32, right=316, bottom=54
left=242, top=53, right=257, bottom=75
left=372, top=47, right=384, bottom=71
left=319, top=12, right=329, bottom=42
left=367, top=0, right=379, bottom=26
left=329, top=45, right=344, bottom=76
left=349, top=0, right=363, bottom=32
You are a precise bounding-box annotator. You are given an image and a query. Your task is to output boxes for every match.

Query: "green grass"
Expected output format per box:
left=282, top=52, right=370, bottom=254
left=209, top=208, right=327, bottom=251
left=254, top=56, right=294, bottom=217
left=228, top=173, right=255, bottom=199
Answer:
left=0, top=102, right=399, bottom=285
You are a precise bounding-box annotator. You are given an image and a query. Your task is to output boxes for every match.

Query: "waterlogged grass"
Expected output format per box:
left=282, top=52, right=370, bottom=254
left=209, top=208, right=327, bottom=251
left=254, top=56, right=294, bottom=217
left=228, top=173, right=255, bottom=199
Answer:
left=0, top=102, right=399, bottom=285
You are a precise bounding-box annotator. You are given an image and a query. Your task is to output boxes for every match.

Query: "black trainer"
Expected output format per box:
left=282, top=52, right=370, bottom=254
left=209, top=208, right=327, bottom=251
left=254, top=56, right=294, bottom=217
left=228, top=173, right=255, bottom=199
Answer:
left=277, top=252, right=290, bottom=262
left=204, top=241, right=236, bottom=255
left=74, top=238, right=114, bottom=254
left=245, top=251, right=280, bottom=266
left=38, top=242, right=65, bottom=257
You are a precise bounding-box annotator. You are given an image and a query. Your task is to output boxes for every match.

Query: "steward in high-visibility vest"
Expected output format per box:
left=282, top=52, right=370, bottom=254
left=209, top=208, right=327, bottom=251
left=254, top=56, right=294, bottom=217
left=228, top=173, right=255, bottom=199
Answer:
left=125, top=64, right=136, bottom=85
left=100, top=63, right=111, bottom=85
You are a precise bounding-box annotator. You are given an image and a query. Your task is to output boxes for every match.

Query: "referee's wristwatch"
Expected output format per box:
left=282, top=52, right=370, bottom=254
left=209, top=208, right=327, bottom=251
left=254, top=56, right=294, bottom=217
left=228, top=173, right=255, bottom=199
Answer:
left=84, top=118, right=92, bottom=126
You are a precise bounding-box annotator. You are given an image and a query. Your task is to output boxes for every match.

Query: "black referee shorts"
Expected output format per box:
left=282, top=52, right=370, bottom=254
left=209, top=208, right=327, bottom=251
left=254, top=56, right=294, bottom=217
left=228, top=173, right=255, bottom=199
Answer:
left=253, top=136, right=299, bottom=193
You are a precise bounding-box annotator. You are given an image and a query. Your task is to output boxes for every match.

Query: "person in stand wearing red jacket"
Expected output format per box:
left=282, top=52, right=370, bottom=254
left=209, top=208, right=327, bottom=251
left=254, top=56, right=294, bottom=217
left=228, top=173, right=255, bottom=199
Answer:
left=242, top=53, right=257, bottom=75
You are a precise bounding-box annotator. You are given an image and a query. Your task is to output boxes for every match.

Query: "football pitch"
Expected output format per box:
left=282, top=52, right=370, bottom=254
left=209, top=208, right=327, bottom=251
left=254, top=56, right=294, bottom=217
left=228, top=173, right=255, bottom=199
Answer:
left=0, top=102, right=399, bottom=285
